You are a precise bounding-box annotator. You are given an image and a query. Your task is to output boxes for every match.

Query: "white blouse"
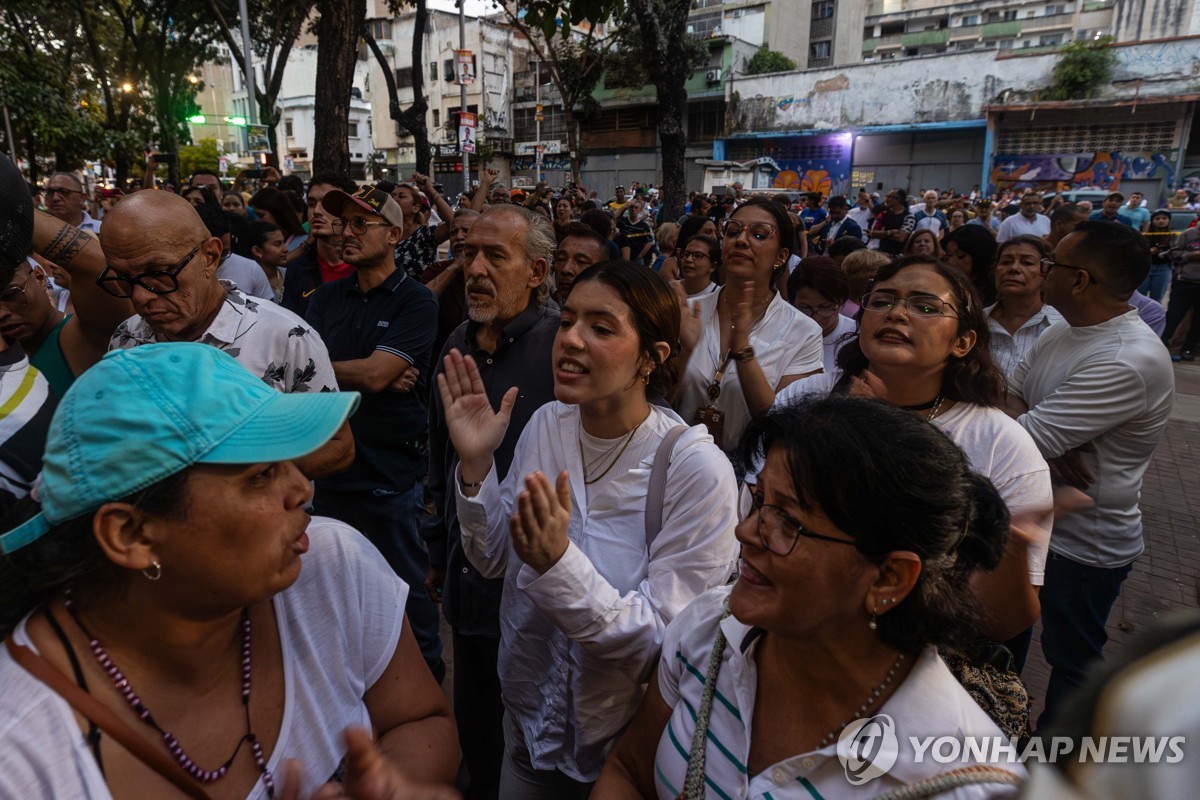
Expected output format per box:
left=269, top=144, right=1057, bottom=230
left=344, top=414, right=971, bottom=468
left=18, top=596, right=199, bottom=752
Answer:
left=456, top=401, right=739, bottom=781
left=675, top=289, right=824, bottom=451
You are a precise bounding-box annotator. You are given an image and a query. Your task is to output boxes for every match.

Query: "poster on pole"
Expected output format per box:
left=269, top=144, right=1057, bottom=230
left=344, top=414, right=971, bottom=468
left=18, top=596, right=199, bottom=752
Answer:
left=457, top=50, right=475, bottom=85
left=247, top=125, right=271, bottom=152
left=458, top=111, right=477, bottom=153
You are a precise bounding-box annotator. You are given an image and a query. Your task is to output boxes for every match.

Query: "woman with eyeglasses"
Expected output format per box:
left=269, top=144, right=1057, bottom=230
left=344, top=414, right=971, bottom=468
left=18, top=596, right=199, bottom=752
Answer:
left=656, top=215, right=718, bottom=282
left=985, top=235, right=1062, bottom=383
left=677, top=235, right=720, bottom=300
left=786, top=256, right=855, bottom=375
left=390, top=173, right=454, bottom=282
left=440, top=261, right=738, bottom=798
left=673, top=198, right=824, bottom=460
left=774, top=255, right=1052, bottom=653
left=594, top=397, right=1026, bottom=800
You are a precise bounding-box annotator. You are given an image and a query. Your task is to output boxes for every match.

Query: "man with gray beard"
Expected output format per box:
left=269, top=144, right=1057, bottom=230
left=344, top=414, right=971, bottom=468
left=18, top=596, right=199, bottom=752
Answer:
left=423, top=204, right=557, bottom=799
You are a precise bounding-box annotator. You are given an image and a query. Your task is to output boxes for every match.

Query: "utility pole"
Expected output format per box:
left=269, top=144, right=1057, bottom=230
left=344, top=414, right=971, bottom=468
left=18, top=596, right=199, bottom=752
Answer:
left=535, top=58, right=542, bottom=185
left=459, top=0, right=469, bottom=196
left=238, top=0, right=257, bottom=125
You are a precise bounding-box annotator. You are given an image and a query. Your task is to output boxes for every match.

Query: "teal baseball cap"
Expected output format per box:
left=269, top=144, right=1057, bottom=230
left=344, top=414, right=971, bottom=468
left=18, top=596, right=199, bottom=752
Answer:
left=0, top=343, right=360, bottom=554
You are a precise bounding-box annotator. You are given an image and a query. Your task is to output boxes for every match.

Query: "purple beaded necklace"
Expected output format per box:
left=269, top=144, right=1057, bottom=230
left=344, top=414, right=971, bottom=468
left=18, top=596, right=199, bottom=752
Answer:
left=64, top=595, right=275, bottom=797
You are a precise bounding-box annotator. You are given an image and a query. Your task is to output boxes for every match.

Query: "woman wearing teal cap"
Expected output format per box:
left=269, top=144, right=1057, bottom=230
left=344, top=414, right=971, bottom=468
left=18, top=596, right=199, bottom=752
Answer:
left=0, top=343, right=459, bottom=799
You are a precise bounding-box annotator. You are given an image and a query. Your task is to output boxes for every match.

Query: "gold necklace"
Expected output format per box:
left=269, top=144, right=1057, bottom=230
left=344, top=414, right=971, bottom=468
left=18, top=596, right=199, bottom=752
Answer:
left=580, top=421, right=643, bottom=485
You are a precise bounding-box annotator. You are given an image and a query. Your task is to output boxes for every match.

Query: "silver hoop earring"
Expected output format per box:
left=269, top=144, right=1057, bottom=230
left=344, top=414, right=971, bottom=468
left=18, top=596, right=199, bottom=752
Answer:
left=142, top=560, right=162, bottom=581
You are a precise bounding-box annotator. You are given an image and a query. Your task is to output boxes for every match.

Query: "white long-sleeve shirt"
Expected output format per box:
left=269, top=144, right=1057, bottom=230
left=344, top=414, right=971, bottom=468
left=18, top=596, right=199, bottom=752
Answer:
left=984, top=302, right=1064, bottom=385
left=455, top=401, right=739, bottom=781
left=1011, top=309, right=1175, bottom=567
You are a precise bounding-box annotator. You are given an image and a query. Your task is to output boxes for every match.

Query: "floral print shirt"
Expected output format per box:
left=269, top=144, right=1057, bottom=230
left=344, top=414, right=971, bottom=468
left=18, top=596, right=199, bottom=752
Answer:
left=394, top=225, right=438, bottom=281
left=109, top=282, right=338, bottom=393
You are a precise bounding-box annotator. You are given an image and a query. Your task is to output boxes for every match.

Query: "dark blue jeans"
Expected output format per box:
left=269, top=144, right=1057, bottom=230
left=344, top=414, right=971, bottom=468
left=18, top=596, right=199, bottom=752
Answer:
left=313, top=484, right=443, bottom=671
left=1037, top=551, right=1131, bottom=730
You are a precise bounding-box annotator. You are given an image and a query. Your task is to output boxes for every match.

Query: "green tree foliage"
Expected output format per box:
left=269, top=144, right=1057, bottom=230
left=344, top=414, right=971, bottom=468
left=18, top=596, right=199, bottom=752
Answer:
left=179, top=138, right=222, bottom=178
left=1, top=0, right=217, bottom=184
left=745, top=47, right=796, bottom=75
left=1046, top=36, right=1118, bottom=101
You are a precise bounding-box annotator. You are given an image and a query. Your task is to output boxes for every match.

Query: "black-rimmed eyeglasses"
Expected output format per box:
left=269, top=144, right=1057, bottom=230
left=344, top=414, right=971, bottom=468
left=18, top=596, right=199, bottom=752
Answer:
left=96, top=241, right=204, bottom=298
left=738, top=484, right=859, bottom=556
left=1040, top=257, right=1100, bottom=284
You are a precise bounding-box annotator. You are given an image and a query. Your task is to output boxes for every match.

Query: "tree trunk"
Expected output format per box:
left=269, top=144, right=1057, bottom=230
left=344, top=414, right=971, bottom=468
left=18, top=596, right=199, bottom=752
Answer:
left=630, top=0, right=692, bottom=221
left=565, top=106, right=582, bottom=185
left=361, top=0, right=429, bottom=177
left=313, top=0, right=365, bottom=176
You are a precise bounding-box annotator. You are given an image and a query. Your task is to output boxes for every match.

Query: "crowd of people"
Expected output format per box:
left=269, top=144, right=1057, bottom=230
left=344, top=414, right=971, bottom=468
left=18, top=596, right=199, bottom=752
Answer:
left=0, top=150, right=1192, bottom=799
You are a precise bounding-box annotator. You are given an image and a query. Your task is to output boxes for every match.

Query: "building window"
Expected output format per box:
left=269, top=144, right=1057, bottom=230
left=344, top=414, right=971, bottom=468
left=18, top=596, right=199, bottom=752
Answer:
left=285, top=118, right=294, bottom=138
left=444, top=59, right=454, bottom=81
left=348, top=121, right=359, bottom=138
left=812, top=1, right=835, bottom=19
left=810, top=41, right=832, bottom=60
left=395, top=67, right=413, bottom=88
left=961, top=14, right=979, bottom=25
left=430, top=62, right=438, bottom=81
left=369, top=19, right=391, bottom=40
left=433, top=109, right=440, bottom=128
left=999, top=39, right=1015, bottom=49
left=1040, top=33, right=1064, bottom=45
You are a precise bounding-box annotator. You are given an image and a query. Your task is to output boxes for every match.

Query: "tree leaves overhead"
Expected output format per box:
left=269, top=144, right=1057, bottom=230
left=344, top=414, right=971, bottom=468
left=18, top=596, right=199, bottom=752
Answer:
left=518, top=0, right=623, bottom=39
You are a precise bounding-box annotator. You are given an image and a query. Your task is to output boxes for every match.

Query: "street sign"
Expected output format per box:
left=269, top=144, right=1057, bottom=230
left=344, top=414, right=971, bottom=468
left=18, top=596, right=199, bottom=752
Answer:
left=457, top=50, right=475, bottom=85
left=218, top=156, right=229, bottom=175
left=535, top=144, right=544, bottom=165
left=458, top=111, right=477, bottom=154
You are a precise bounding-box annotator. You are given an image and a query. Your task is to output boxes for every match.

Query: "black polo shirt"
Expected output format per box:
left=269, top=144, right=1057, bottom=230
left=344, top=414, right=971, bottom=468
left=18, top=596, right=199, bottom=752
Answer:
left=306, top=268, right=438, bottom=492
left=422, top=301, right=559, bottom=636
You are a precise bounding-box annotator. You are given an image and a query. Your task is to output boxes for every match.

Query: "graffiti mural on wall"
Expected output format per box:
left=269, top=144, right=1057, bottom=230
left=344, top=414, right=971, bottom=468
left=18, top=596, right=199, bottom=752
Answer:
left=989, top=151, right=1178, bottom=192
left=725, top=135, right=852, bottom=197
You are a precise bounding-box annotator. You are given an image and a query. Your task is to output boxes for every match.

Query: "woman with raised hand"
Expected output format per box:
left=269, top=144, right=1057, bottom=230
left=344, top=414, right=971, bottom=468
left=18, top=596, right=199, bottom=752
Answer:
left=774, top=255, right=1052, bottom=656
left=0, top=343, right=459, bottom=800
left=440, top=260, right=738, bottom=799
left=595, top=398, right=1025, bottom=800
left=673, top=198, right=824, bottom=461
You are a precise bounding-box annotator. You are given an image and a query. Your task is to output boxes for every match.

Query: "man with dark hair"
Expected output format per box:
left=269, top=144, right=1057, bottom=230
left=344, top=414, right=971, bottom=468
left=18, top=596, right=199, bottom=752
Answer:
left=306, top=184, right=442, bottom=679
left=1047, top=203, right=1088, bottom=248
left=189, top=169, right=224, bottom=201
left=1009, top=220, right=1174, bottom=729
left=998, top=191, right=1050, bottom=242
left=282, top=173, right=357, bottom=317
left=1089, top=192, right=1130, bottom=225
left=867, top=189, right=915, bottom=256
left=0, top=153, right=56, bottom=513
left=827, top=233, right=867, bottom=265
left=424, top=204, right=557, bottom=798
left=552, top=223, right=610, bottom=305
left=1163, top=221, right=1200, bottom=360
left=819, top=196, right=864, bottom=252
left=192, top=202, right=275, bottom=301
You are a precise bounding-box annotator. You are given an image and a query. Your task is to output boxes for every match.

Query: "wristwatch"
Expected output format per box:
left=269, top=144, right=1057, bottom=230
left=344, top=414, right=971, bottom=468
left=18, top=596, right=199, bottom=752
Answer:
left=731, top=345, right=756, bottom=362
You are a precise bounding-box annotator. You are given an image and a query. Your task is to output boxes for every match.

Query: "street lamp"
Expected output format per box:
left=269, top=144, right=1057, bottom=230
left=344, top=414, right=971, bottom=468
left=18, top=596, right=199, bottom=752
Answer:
left=121, top=82, right=134, bottom=93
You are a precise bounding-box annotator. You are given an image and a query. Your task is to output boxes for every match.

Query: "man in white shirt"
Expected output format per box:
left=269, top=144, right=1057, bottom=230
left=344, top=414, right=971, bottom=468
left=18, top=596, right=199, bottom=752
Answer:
left=997, top=191, right=1051, bottom=242
left=847, top=189, right=875, bottom=235
left=44, top=173, right=101, bottom=234
left=911, top=190, right=948, bottom=237
left=1008, top=221, right=1174, bottom=729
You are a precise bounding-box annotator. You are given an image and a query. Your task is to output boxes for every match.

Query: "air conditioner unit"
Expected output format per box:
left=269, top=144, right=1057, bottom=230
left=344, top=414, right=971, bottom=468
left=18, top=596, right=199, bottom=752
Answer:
left=705, top=68, right=722, bottom=83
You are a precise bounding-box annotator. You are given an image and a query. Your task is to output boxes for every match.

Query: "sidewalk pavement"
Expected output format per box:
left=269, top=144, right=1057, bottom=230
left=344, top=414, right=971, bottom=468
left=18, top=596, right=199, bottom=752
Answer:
left=1022, top=360, right=1200, bottom=723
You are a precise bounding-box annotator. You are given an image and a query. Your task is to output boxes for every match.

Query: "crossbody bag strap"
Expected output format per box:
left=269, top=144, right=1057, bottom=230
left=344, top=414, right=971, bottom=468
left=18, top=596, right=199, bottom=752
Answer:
left=5, top=635, right=212, bottom=800
left=644, top=425, right=689, bottom=551
left=870, top=764, right=1023, bottom=800
left=677, top=610, right=732, bottom=800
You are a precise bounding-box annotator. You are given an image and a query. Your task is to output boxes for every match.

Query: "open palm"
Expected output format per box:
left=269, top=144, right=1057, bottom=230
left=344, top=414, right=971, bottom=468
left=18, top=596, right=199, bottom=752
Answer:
left=437, top=349, right=516, bottom=469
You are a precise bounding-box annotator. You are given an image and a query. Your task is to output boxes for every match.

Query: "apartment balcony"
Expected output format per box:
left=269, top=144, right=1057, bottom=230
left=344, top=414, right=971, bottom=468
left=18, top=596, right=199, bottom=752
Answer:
left=1021, top=12, right=1077, bottom=32
left=863, top=27, right=948, bottom=51
left=981, top=20, right=1022, bottom=38
left=811, top=16, right=834, bottom=38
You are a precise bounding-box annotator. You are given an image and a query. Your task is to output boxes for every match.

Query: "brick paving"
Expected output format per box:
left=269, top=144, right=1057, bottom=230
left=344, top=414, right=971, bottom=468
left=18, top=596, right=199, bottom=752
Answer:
left=1022, top=361, right=1200, bottom=723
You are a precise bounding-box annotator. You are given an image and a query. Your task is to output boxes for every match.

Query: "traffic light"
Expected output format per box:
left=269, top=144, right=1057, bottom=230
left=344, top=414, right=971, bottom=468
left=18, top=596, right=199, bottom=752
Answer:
left=224, top=116, right=248, bottom=126
left=187, top=114, right=207, bottom=124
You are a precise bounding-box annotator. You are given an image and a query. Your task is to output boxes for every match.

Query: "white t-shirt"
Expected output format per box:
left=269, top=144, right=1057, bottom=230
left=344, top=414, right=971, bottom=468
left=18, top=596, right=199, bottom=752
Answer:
left=1011, top=309, right=1175, bottom=567
left=653, top=588, right=1024, bottom=800
left=217, top=252, right=276, bottom=301
left=774, top=377, right=1052, bottom=584
left=0, top=518, right=408, bottom=799
left=456, top=402, right=739, bottom=782
left=996, top=213, right=1050, bottom=243
left=821, top=314, right=856, bottom=375
left=675, top=289, right=824, bottom=451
